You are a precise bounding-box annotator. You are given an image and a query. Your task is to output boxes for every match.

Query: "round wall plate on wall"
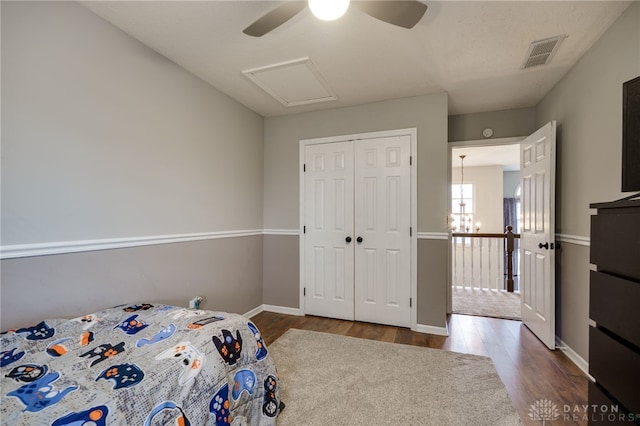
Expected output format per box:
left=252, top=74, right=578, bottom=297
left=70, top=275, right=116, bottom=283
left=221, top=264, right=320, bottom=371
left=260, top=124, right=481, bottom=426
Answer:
left=482, top=128, right=494, bottom=138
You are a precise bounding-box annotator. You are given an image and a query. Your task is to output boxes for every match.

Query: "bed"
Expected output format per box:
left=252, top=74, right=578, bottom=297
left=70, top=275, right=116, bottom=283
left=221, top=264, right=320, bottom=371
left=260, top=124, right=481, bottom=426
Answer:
left=0, top=303, right=282, bottom=425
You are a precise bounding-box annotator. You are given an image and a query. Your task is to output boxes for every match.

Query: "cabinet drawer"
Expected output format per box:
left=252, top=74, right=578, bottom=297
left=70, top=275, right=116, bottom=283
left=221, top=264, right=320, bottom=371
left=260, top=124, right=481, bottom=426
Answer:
left=590, top=271, right=640, bottom=347
left=590, top=212, right=640, bottom=280
left=588, top=382, right=638, bottom=425
left=589, top=327, right=640, bottom=414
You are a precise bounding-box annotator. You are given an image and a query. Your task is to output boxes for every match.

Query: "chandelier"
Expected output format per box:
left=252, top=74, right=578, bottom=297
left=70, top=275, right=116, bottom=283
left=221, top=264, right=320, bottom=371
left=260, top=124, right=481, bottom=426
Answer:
left=452, top=154, right=475, bottom=233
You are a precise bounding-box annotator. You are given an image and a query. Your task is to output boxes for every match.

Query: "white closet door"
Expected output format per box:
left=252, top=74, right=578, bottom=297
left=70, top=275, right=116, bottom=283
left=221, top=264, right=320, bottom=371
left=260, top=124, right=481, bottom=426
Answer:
left=303, top=142, right=355, bottom=321
left=354, top=136, right=412, bottom=327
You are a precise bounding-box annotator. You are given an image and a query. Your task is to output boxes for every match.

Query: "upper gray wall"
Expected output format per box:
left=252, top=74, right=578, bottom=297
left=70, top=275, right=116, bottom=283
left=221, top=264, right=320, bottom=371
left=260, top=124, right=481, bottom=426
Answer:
left=263, top=93, right=449, bottom=232
left=449, top=107, right=536, bottom=142
left=535, top=2, right=639, bottom=361
left=536, top=2, right=639, bottom=238
left=503, top=171, right=520, bottom=199
left=1, top=1, right=264, bottom=246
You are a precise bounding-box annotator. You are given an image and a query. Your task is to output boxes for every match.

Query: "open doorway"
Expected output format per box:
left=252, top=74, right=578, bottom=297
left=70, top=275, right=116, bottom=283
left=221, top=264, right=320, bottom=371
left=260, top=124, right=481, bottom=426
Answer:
left=449, top=141, right=522, bottom=320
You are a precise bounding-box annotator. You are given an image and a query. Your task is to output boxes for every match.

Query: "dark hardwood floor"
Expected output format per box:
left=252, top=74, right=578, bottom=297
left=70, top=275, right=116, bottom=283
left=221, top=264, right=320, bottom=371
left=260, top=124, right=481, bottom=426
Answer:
left=252, top=312, right=589, bottom=425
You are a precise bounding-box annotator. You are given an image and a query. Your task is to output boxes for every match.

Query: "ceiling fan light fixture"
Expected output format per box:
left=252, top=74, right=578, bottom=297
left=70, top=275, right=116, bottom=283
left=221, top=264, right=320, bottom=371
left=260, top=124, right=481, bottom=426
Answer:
left=308, top=0, right=350, bottom=21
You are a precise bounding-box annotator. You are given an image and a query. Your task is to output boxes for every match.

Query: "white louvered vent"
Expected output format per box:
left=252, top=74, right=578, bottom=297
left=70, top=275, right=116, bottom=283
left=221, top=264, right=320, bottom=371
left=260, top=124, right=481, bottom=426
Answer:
left=522, top=35, right=567, bottom=69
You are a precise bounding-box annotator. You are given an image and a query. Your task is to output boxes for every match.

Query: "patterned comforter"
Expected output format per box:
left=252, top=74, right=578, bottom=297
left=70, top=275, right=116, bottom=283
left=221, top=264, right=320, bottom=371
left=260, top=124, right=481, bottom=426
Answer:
left=0, top=303, right=282, bottom=425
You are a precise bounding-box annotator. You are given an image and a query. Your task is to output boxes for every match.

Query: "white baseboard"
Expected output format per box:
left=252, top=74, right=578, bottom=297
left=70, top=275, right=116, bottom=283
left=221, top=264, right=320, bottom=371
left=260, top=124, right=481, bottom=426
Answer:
left=555, top=336, right=591, bottom=379
left=263, top=304, right=303, bottom=316
left=248, top=305, right=448, bottom=336
left=244, top=304, right=303, bottom=318
left=243, top=305, right=265, bottom=318
left=414, top=323, right=449, bottom=336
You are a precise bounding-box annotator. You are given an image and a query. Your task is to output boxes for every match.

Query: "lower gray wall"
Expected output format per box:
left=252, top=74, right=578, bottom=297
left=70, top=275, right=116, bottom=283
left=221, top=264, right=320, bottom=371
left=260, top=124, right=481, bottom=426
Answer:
left=417, top=239, right=448, bottom=327
left=555, top=242, right=590, bottom=359
left=260, top=235, right=448, bottom=328
left=0, top=236, right=263, bottom=330
left=263, top=235, right=300, bottom=309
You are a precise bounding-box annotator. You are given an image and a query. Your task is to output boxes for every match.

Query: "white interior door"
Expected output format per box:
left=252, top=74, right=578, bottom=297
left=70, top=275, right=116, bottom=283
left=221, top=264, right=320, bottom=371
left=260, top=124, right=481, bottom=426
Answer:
left=354, top=136, right=412, bottom=327
left=520, top=121, right=556, bottom=350
left=303, top=142, right=355, bottom=321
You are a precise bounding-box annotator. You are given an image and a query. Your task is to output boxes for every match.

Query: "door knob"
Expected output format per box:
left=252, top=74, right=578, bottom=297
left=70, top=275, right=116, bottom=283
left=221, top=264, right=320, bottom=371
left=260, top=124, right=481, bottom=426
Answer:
left=356, top=236, right=363, bottom=243
left=345, top=236, right=352, bottom=243
left=538, top=242, right=549, bottom=250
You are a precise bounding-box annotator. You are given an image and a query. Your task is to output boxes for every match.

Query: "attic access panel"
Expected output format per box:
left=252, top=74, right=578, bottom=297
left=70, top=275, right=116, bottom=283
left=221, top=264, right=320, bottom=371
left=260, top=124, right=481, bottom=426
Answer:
left=243, top=57, right=338, bottom=107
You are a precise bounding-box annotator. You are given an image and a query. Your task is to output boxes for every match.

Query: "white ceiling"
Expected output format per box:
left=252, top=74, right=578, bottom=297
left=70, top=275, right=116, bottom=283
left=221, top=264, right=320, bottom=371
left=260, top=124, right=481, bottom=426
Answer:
left=81, top=0, right=632, bottom=117
left=452, top=144, right=520, bottom=171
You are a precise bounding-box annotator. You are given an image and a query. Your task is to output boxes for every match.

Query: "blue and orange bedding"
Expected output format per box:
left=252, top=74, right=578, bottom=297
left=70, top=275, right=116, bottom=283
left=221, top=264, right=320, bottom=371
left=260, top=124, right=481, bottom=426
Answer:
left=0, top=303, right=281, bottom=425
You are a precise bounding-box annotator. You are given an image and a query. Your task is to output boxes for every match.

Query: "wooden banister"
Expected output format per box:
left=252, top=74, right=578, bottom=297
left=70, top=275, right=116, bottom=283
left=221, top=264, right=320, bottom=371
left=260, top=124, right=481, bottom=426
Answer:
left=451, top=225, right=519, bottom=292
left=505, top=226, right=516, bottom=292
left=451, top=231, right=521, bottom=238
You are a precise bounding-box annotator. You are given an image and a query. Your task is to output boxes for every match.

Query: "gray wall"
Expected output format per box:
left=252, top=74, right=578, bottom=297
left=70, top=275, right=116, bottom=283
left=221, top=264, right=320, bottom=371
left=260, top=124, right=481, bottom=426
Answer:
left=263, top=93, right=450, bottom=327
left=535, top=2, right=639, bottom=360
left=503, top=171, right=520, bottom=199
left=452, top=165, right=504, bottom=233
left=264, top=94, right=449, bottom=232
left=1, top=1, right=264, bottom=327
left=1, top=237, right=264, bottom=330
left=448, top=107, right=536, bottom=142
left=2, top=1, right=264, bottom=245
left=263, top=235, right=300, bottom=309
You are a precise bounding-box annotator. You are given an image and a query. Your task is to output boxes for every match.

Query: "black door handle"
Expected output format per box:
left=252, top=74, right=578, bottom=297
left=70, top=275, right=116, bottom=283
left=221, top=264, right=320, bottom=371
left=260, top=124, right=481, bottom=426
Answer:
left=356, top=236, right=363, bottom=244
left=345, top=236, right=352, bottom=243
left=538, top=242, right=549, bottom=250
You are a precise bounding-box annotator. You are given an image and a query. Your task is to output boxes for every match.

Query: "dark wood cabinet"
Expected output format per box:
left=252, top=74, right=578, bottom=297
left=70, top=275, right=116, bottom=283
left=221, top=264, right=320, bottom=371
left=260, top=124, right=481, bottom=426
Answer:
left=589, top=199, right=640, bottom=424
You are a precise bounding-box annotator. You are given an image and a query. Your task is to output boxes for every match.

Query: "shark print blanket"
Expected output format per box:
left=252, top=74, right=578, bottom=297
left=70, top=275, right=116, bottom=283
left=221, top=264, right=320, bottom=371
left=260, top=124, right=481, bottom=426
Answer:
left=0, top=303, right=281, bottom=425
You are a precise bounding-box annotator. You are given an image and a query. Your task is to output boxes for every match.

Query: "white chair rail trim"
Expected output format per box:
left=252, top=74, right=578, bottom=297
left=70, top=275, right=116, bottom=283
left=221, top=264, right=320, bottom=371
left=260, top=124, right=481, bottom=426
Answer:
left=417, top=232, right=449, bottom=240
left=555, top=234, right=590, bottom=247
left=2, top=230, right=588, bottom=259
left=0, top=229, right=468, bottom=259
left=263, top=229, right=300, bottom=236
left=0, top=230, right=264, bottom=259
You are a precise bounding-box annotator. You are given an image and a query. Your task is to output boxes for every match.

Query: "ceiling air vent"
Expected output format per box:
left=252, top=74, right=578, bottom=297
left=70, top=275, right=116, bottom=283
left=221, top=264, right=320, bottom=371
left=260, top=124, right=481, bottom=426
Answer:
left=522, top=35, right=567, bottom=69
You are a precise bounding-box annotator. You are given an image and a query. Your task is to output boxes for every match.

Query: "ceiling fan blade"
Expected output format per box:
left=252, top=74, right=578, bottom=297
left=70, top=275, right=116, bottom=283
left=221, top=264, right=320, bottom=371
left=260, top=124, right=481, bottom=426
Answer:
left=243, top=2, right=307, bottom=37
left=353, top=1, right=428, bottom=29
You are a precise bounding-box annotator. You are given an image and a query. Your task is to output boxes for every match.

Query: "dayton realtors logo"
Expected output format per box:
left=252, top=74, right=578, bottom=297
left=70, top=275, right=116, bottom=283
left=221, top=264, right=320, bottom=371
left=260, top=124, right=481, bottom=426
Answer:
left=529, top=399, right=640, bottom=423
left=529, top=399, right=560, bottom=424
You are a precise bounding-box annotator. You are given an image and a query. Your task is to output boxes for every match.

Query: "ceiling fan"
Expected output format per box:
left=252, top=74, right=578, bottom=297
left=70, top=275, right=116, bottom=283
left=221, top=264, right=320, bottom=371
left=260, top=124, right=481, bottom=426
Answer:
left=243, top=1, right=428, bottom=37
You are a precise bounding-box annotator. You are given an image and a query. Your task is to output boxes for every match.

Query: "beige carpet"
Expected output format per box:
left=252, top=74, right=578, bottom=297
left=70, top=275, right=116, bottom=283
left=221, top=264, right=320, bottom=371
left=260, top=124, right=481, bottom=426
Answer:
left=452, top=287, right=521, bottom=320
left=269, top=329, right=521, bottom=426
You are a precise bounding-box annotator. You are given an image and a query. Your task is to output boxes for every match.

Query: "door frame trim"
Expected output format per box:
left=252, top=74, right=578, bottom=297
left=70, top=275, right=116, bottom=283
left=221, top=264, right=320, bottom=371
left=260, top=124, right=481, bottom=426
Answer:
left=299, top=128, right=418, bottom=329
left=446, top=136, right=526, bottom=314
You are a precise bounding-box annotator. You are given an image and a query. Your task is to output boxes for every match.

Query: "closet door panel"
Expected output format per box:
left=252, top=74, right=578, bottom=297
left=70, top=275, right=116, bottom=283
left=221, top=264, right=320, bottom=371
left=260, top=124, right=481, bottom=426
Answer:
left=354, top=136, right=412, bottom=327
left=303, top=142, right=355, bottom=320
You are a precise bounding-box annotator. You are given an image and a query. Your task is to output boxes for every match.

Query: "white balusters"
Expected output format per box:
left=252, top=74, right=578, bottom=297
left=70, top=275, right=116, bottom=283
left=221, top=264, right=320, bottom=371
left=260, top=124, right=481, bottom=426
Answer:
left=451, top=233, right=519, bottom=293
